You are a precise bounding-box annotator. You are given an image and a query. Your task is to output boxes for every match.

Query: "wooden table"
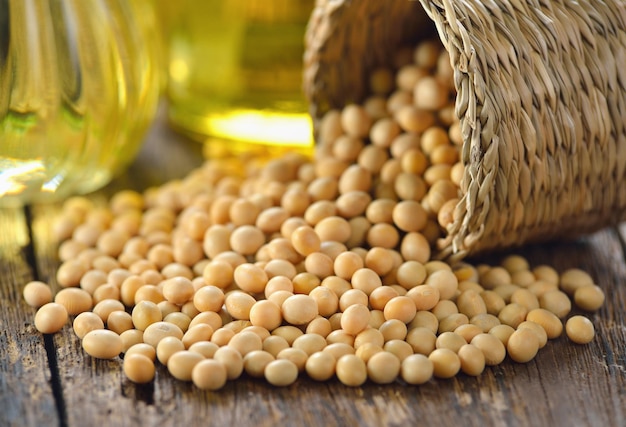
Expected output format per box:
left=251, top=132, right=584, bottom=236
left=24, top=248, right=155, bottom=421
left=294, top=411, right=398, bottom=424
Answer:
left=2, top=111, right=625, bottom=427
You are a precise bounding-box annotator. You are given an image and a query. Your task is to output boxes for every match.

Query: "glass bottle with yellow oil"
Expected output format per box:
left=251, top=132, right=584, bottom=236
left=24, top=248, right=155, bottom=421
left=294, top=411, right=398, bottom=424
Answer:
left=157, top=0, right=315, bottom=153
left=0, top=0, right=160, bottom=206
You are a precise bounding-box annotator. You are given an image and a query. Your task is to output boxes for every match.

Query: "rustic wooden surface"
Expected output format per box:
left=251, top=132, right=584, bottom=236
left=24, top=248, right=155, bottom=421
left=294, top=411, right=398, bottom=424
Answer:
left=1, top=112, right=626, bottom=427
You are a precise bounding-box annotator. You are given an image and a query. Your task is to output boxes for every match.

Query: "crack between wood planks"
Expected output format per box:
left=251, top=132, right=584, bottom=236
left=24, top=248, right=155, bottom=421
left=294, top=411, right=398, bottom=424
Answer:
left=44, top=334, right=69, bottom=427
left=24, top=206, right=69, bottom=427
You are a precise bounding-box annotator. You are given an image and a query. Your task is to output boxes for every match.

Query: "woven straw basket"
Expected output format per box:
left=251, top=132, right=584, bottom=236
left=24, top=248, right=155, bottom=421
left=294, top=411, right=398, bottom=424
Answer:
left=303, top=0, right=626, bottom=261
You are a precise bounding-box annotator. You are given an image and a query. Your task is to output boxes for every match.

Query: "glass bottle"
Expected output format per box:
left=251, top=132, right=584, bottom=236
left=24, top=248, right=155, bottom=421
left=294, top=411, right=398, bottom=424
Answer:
left=157, top=0, right=315, bottom=151
left=0, top=0, right=161, bottom=206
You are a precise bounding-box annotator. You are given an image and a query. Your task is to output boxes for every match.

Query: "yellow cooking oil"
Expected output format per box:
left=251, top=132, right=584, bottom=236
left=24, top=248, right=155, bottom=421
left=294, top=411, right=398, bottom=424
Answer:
left=0, top=0, right=160, bottom=206
left=159, top=0, right=315, bottom=153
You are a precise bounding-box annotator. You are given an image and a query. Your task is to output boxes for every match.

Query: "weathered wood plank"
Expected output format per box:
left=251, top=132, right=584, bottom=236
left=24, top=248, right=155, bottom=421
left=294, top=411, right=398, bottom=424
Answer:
left=11, top=112, right=626, bottom=427
left=0, top=208, right=60, bottom=427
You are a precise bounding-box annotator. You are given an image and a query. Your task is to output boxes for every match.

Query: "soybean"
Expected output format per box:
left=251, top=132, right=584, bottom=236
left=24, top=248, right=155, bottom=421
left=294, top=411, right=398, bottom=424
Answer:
left=35, top=303, right=68, bottom=334
left=82, top=329, right=123, bottom=359
left=23, top=281, right=53, bottom=308
left=565, top=316, right=595, bottom=344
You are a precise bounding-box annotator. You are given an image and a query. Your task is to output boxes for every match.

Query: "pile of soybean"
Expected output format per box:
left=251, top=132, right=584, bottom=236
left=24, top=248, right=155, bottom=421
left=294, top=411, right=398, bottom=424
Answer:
left=26, top=38, right=605, bottom=389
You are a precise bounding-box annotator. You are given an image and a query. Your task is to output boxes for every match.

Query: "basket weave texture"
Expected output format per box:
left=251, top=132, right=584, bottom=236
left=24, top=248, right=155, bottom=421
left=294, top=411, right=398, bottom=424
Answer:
left=304, top=0, right=626, bottom=260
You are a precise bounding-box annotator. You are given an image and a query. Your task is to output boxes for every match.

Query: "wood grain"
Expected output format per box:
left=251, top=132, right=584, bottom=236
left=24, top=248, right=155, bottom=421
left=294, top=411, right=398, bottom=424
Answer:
left=2, top=113, right=626, bottom=427
left=0, top=207, right=60, bottom=427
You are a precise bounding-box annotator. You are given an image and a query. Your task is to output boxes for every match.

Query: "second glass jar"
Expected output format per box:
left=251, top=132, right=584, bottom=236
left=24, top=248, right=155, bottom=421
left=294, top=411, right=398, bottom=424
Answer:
left=157, top=0, right=315, bottom=150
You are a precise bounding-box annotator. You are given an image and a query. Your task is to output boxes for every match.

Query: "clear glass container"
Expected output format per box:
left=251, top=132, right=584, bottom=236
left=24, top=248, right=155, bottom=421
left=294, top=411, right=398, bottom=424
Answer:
left=0, top=0, right=161, bottom=206
left=157, top=0, right=315, bottom=151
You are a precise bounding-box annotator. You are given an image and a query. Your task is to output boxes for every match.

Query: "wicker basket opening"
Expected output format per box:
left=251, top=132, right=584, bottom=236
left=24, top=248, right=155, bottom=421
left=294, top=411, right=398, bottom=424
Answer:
left=304, top=0, right=435, bottom=120
left=304, top=0, right=626, bottom=261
